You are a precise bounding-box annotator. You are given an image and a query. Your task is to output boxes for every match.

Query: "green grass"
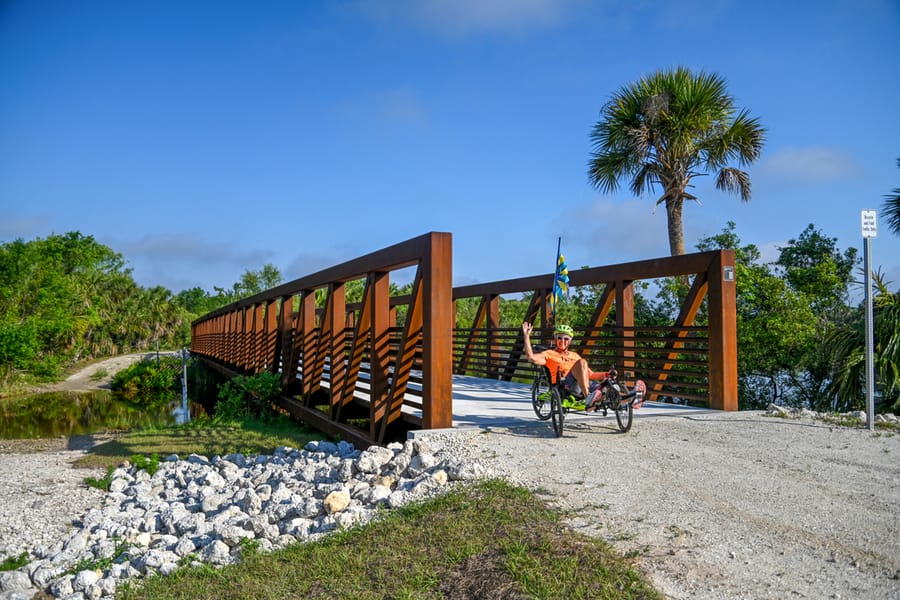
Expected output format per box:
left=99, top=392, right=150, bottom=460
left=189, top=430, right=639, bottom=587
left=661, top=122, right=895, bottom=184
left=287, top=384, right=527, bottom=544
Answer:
left=0, top=552, right=29, bottom=572
left=68, top=537, right=133, bottom=574
left=84, top=465, right=116, bottom=491
left=118, top=479, right=660, bottom=600
left=71, top=419, right=660, bottom=599
left=73, top=418, right=321, bottom=470
left=89, top=367, right=109, bottom=381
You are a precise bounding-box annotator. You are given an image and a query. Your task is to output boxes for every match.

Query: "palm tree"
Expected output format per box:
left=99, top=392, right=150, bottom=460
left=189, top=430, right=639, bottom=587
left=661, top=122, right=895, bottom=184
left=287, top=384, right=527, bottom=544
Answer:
left=826, top=272, right=900, bottom=413
left=588, top=67, right=766, bottom=256
left=882, top=158, right=900, bottom=235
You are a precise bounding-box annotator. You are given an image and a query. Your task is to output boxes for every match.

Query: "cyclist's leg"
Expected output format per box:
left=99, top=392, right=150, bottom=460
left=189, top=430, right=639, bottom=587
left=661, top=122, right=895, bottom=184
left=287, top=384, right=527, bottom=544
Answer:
left=562, top=373, right=585, bottom=399
left=584, top=381, right=602, bottom=411
left=568, top=359, right=593, bottom=403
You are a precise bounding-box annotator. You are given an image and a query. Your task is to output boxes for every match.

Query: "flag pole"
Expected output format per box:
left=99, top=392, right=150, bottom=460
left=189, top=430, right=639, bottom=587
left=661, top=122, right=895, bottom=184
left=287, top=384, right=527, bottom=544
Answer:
left=551, top=236, right=561, bottom=323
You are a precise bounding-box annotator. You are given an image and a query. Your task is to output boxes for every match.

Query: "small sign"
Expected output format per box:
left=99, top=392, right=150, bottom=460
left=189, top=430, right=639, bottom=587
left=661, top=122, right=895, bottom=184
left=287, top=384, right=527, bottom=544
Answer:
left=723, top=266, right=735, bottom=282
left=861, top=210, right=878, bottom=238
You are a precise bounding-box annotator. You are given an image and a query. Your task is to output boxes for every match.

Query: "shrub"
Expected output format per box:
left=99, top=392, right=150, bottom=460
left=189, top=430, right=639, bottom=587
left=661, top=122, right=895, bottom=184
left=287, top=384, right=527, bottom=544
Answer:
left=111, top=357, right=180, bottom=397
left=215, top=372, right=283, bottom=423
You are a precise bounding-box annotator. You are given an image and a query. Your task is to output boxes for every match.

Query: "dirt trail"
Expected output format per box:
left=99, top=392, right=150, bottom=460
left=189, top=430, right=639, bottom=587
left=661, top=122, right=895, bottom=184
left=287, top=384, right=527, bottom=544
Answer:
left=38, top=352, right=174, bottom=393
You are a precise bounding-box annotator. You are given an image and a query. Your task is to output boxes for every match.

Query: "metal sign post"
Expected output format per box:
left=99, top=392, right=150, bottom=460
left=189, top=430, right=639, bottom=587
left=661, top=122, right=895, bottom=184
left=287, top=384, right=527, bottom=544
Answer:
left=861, top=210, right=877, bottom=431
left=180, top=348, right=191, bottom=425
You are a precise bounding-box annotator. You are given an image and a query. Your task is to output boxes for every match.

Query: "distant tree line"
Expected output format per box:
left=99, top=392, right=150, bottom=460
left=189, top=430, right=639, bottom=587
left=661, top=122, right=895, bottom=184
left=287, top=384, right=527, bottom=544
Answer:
left=0, top=232, right=281, bottom=388
left=1, top=223, right=897, bottom=413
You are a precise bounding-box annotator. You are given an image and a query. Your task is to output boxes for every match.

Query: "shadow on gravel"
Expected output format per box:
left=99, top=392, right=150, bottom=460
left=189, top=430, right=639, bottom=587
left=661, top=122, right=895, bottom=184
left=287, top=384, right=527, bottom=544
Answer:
left=484, top=420, right=631, bottom=439
left=67, top=433, right=121, bottom=452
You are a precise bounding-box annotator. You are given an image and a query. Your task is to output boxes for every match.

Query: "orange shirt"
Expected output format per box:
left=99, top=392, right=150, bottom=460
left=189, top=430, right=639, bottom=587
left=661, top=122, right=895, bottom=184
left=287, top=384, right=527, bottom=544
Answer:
left=540, top=349, right=582, bottom=383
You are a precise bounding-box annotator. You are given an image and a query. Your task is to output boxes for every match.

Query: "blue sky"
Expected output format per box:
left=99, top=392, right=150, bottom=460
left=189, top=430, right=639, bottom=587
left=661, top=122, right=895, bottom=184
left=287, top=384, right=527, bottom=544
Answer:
left=2, top=0, right=899, bottom=298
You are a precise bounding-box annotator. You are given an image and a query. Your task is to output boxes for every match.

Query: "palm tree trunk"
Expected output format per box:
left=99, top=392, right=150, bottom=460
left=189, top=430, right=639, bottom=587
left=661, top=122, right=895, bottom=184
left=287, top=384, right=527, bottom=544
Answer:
left=666, top=197, right=685, bottom=256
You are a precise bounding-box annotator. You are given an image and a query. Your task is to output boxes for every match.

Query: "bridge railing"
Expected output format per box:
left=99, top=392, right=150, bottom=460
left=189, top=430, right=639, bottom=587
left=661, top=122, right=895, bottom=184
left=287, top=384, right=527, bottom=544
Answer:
left=449, top=250, right=737, bottom=410
left=190, top=232, right=453, bottom=448
left=192, top=240, right=736, bottom=446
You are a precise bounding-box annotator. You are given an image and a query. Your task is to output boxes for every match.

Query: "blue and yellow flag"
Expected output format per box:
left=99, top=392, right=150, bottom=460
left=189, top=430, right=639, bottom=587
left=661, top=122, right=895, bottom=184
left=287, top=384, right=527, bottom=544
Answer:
left=550, top=238, right=569, bottom=317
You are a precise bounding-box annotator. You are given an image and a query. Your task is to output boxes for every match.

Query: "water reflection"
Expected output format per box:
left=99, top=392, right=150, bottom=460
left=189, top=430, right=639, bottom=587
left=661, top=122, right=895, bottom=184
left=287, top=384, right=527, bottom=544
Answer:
left=171, top=393, right=191, bottom=426
left=0, top=390, right=204, bottom=439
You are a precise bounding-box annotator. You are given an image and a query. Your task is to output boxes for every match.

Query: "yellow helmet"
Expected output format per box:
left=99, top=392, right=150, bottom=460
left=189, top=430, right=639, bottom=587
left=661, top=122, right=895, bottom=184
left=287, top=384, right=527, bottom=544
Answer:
left=553, top=324, right=575, bottom=337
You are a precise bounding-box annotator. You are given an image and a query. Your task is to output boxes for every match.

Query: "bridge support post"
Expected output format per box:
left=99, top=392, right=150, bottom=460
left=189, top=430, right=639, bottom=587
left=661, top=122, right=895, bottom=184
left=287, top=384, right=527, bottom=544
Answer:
left=707, top=250, right=738, bottom=411
left=422, top=232, right=453, bottom=430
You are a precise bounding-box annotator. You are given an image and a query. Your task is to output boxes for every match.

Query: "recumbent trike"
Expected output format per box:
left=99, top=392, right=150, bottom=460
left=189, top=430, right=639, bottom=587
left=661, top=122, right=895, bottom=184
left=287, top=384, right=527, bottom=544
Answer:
left=530, top=352, right=646, bottom=437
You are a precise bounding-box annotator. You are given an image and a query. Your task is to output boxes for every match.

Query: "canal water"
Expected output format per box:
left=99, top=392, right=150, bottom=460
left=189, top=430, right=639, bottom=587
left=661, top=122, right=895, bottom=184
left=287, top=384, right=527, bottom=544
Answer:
left=0, top=361, right=220, bottom=439
left=0, top=390, right=208, bottom=439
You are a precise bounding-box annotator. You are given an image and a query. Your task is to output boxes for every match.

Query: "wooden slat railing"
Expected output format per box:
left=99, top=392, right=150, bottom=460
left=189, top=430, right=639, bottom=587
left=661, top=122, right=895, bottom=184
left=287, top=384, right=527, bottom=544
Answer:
left=450, top=250, right=737, bottom=410
left=190, top=232, right=453, bottom=448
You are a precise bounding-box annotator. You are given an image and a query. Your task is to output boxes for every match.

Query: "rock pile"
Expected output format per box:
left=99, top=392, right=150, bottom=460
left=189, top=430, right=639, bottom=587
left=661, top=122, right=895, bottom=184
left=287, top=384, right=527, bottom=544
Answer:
left=765, top=403, right=899, bottom=424
left=0, top=437, right=485, bottom=600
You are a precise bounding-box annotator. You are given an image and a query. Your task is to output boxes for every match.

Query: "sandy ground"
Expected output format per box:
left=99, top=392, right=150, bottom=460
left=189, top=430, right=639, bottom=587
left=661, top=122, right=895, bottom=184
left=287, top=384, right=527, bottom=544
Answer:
left=3, top=357, right=899, bottom=599
left=0, top=354, right=165, bottom=559
left=454, top=413, right=900, bottom=600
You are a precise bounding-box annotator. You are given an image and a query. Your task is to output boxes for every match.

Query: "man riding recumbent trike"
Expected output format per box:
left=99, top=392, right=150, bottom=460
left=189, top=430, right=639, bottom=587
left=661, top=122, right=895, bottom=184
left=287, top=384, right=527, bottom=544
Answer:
left=522, top=322, right=646, bottom=437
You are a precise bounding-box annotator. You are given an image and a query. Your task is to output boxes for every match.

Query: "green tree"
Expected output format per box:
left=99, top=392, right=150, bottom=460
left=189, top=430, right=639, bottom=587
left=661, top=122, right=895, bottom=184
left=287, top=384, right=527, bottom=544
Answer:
left=237, top=263, right=282, bottom=297
left=773, top=225, right=858, bottom=409
left=175, top=286, right=216, bottom=314
left=694, top=222, right=818, bottom=408
left=0, top=233, right=189, bottom=387
left=213, top=263, right=283, bottom=305
left=588, top=67, right=766, bottom=256
left=826, top=274, right=900, bottom=413
left=775, top=224, right=857, bottom=318
left=882, top=158, right=900, bottom=235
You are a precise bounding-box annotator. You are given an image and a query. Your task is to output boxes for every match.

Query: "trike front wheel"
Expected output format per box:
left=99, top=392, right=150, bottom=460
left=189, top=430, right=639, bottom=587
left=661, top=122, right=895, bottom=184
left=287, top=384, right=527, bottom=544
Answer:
left=531, top=372, right=552, bottom=420
left=615, top=398, right=633, bottom=432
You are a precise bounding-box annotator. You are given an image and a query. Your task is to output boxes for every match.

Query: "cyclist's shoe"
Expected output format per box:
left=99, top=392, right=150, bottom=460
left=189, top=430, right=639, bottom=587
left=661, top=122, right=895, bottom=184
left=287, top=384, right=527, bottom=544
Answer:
left=632, top=380, right=647, bottom=409
left=584, top=388, right=602, bottom=412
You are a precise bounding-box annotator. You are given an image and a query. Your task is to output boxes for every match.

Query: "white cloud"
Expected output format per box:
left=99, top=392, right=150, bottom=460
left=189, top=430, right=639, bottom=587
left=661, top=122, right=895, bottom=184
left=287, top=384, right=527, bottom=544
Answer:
left=283, top=251, right=342, bottom=282
left=114, top=233, right=272, bottom=266
left=0, top=214, right=53, bottom=240
left=756, top=146, right=864, bottom=186
left=330, top=86, right=429, bottom=134
left=551, top=196, right=670, bottom=267
left=102, top=233, right=277, bottom=292
left=652, top=0, right=731, bottom=30
left=756, top=240, right=784, bottom=264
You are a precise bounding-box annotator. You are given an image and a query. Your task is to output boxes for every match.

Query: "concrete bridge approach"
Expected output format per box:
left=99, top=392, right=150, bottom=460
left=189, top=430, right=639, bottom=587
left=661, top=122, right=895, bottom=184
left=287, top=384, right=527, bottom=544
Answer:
left=447, top=374, right=715, bottom=432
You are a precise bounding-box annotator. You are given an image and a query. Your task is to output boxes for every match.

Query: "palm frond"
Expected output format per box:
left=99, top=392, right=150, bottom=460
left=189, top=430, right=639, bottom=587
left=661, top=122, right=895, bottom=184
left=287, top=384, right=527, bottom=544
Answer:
left=716, top=168, right=751, bottom=201
left=881, top=158, right=900, bottom=235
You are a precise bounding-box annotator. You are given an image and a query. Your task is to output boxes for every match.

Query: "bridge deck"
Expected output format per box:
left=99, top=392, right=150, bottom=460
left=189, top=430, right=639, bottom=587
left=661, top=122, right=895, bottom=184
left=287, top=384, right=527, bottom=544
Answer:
left=443, top=374, right=717, bottom=431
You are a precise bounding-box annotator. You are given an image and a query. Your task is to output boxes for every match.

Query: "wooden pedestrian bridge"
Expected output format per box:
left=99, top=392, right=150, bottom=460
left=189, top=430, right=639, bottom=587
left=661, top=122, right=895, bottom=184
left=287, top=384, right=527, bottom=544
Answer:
left=190, top=232, right=736, bottom=448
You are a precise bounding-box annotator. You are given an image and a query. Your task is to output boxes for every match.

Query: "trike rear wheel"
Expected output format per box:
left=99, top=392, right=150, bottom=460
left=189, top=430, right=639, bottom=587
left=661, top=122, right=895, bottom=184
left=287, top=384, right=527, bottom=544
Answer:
left=550, top=387, right=565, bottom=437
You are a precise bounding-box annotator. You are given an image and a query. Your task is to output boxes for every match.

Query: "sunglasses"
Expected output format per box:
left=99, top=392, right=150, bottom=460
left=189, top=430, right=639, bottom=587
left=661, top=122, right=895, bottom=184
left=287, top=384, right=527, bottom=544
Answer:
left=555, top=335, right=572, bottom=342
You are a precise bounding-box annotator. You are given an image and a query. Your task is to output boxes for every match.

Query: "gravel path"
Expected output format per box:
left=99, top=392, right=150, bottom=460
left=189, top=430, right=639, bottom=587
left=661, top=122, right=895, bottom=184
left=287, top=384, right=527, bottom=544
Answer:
left=437, top=412, right=900, bottom=599
left=0, top=439, right=105, bottom=561
left=2, top=355, right=898, bottom=599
